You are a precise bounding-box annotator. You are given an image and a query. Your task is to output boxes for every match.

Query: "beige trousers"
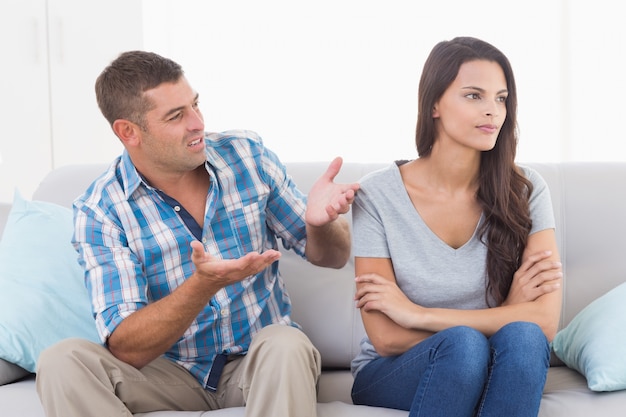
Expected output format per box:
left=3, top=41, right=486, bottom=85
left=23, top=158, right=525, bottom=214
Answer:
left=36, top=324, right=321, bottom=417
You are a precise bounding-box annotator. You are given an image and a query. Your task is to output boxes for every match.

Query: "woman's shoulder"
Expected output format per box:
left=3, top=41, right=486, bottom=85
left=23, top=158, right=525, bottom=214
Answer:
left=359, top=160, right=405, bottom=188
left=516, top=164, right=548, bottom=188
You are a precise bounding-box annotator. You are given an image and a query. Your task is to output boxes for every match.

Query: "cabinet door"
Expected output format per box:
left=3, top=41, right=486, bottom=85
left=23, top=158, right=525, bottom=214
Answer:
left=47, top=0, right=143, bottom=167
left=0, top=0, right=53, bottom=203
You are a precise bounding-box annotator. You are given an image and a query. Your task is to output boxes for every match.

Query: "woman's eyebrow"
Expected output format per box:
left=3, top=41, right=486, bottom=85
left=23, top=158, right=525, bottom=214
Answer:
left=462, top=86, right=508, bottom=95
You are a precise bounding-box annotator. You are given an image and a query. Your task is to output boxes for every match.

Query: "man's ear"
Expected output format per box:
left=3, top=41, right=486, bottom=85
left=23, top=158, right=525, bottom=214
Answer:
left=112, top=119, right=142, bottom=146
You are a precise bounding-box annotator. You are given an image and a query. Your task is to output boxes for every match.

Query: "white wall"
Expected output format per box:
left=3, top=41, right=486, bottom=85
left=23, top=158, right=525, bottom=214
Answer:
left=0, top=0, right=143, bottom=203
left=143, top=0, right=626, bottom=164
left=1, top=0, right=624, bottom=203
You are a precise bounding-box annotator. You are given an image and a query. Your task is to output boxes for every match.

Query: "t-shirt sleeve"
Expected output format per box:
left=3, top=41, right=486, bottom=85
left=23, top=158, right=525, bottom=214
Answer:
left=523, top=166, right=556, bottom=235
left=351, top=175, right=391, bottom=258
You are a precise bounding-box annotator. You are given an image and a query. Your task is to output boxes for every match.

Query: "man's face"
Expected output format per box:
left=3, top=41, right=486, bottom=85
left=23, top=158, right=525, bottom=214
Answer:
left=138, top=77, right=206, bottom=174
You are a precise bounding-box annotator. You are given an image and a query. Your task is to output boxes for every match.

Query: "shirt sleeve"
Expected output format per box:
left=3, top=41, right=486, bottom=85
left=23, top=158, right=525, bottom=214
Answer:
left=522, top=166, right=557, bottom=235
left=258, top=139, right=308, bottom=258
left=73, top=194, right=147, bottom=343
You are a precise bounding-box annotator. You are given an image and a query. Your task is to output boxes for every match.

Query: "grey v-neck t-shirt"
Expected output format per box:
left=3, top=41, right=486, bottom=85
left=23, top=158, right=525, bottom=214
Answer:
left=350, top=162, right=555, bottom=377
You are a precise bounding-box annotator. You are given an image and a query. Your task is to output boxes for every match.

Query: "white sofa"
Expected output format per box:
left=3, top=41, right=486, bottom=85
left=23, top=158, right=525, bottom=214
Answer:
left=1, top=161, right=626, bottom=417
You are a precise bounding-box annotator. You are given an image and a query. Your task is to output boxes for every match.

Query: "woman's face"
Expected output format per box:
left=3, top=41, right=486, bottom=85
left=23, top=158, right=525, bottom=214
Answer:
left=432, top=59, right=508, bottom=153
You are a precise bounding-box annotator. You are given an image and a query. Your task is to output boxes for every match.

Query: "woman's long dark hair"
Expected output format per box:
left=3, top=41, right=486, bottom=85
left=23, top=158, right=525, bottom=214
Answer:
left=415, top=37, right=532, bottom=306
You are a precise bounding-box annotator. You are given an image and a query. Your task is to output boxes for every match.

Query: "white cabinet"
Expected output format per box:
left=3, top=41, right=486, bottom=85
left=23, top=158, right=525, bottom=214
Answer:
left=0, top=0, right=52, bottom=203
left=0, top=0, right=143, bottom=203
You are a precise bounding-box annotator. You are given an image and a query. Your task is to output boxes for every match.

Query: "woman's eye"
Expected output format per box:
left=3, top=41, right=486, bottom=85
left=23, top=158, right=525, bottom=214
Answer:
left=497, top=96, right=508, bottom=103
left=466, top=93, right=480, bottom=100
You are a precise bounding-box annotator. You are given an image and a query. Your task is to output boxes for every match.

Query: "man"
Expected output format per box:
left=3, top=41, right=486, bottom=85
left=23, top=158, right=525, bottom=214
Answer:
left=36, top=50, right=359, bottom=417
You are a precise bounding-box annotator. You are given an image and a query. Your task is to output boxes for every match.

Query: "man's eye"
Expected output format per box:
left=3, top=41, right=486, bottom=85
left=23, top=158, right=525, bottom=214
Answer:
left=169, top=113, right=182, bottom=121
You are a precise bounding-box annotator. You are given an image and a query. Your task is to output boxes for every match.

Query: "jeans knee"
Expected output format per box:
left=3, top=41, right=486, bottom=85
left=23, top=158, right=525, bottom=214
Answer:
left=436, top=326, right=490, bottom=379
left=498, top=321, right=543, bottom=338
left=494, top=322, right=549, bottom=358
left=491, top=322, right=550, bottom=378
left=439, top=326, right=490, bottom=356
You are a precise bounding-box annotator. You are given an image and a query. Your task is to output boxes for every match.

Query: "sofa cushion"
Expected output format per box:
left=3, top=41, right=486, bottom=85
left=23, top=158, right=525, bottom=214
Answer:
left=0, top=359, right=29, bottom=386
left=552, top=282, right=626, bottom=392
left=0, top=191, right=100, bottom=374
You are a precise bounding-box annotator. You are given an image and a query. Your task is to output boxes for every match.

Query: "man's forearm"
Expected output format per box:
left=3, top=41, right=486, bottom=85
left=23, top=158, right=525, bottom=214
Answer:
left=305, top=216, right=351, bottom=269
left=107, top=272, right=217, bottom=368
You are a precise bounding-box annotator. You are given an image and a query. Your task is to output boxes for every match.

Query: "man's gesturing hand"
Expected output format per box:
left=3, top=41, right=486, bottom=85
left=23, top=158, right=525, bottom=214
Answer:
left=190, top=241, right=281, bottom=290
left=305, top=157, right=360, bottom=227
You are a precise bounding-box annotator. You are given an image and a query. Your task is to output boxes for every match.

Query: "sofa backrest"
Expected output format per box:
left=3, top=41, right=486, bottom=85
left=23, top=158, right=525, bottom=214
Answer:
left=19, top=161, right=626, bottom=370
left=527, top=162, right=626, bottom=326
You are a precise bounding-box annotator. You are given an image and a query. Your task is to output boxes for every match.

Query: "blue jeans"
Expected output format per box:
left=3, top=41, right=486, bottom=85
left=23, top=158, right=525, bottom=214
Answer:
left=351, top=322, right=550, bottom=417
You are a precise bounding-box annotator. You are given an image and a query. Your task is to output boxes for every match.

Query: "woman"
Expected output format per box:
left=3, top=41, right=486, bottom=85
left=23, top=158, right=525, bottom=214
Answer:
left=351, top=37, right=563, bottom=417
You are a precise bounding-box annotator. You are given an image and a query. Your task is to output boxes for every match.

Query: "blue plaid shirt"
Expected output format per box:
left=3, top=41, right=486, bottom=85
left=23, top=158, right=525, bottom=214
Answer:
left=73, top=130, right=308, bottom=388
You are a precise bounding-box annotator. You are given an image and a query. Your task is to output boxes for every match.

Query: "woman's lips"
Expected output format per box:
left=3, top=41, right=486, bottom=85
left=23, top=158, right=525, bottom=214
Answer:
left=478, top=124, right=498, bottom=134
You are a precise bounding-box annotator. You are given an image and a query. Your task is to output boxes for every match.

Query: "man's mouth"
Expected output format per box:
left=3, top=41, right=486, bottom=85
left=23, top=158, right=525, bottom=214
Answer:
left=188, top=138, right=203, bottom=147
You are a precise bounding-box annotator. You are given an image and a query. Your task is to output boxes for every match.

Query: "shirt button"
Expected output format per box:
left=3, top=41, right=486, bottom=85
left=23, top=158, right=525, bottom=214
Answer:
left=174, top=206, right=181, bottom=212
left=220, top=309, right=230, bottom=318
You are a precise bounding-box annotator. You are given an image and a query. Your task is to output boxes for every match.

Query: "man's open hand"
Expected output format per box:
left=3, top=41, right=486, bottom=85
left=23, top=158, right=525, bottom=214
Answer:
left=190, top=241, right=281, bottom=289
left=305, top=157, right=360, bottom=227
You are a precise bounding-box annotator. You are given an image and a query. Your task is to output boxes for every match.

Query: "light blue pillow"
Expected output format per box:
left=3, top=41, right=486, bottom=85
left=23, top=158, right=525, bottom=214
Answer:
left=0, top=191, right=100, bottom=373
left=552, top=282, right=626, bottom=391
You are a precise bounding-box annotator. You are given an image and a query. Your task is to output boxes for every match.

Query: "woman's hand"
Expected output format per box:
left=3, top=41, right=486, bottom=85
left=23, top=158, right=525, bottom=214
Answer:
left=503, top=250, right=562, bottom=306
left=355, top=273, right=423, bottom=329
